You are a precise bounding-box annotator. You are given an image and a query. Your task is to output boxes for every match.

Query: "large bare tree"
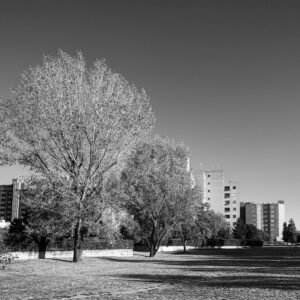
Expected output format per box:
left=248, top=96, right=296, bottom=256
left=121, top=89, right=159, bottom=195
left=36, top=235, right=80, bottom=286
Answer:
left=0, top=50, right=155, bottom=261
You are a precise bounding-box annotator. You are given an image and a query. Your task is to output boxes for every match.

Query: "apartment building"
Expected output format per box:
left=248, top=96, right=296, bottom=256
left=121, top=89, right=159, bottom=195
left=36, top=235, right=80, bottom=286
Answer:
left=240, top=200, right=285, bottom=241
left=240, top=202, right=263, bottom=230
left=192, top=169, right=225, bottom=214
left=224, top=181, right=240, bottom=227
left=0, top=179, right=23, bottom=228
left=192, top=167, right=241, bottom=227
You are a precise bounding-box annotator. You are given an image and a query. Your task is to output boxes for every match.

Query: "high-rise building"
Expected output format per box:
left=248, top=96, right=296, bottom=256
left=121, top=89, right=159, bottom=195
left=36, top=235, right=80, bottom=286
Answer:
left=240, top=202, right=263, bottom=230
left=0, top=179, right=23, bottom=228
left=262, top=201, right=285, bottom=241
left=224, top=181, right=240, bottom=227
left=193, top=169, right=225, bottom=214
left=192, top=167, right=240, bottom=227
left=240, top=200, right=285, bottom=241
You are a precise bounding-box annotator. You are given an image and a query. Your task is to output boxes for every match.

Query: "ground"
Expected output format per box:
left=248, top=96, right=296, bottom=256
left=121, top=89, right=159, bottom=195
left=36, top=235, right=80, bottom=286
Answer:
left=1, top=247, right=300, bottom=300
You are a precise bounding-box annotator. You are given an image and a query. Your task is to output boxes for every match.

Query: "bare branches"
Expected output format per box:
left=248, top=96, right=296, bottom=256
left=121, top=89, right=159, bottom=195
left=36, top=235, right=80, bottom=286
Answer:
left=0, top=50, right=155, bottom=260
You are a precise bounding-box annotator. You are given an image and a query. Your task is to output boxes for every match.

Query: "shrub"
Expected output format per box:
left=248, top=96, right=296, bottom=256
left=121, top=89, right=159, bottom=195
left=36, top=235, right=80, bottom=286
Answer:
left=244, top=239, right=264, bottom=247
left=223, top=239, right=241, bottom=246
left=206, top=238, right=225, bottom=247
left=0, top=241, right=15, bottom=270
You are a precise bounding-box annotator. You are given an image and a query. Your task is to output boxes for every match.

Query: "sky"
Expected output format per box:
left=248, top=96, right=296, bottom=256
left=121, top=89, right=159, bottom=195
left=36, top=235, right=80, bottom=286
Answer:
left=0, top=0, right=300, bottom=227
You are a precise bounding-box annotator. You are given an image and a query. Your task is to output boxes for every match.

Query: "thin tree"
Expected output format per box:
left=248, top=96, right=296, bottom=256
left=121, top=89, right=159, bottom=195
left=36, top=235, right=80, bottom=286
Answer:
left=174, top=185, right=203, bottom=253
left=287, top=219, right=297, bottom=245
left=121, top=136, right=192, bottom=257
left=282, top=222, right=289, bottom=244
left=0, top=50, right=155, bottom=262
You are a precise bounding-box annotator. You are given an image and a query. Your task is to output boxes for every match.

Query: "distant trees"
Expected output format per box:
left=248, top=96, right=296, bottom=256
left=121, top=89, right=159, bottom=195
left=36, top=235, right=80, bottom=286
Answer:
left=283, top=219, right=297, bottom=245
left=282, top=222, right=288, bottom=244
left=203, top=210, right=230, bottom=239
left=232, top=218, right=266, bottom=245
left=232, top=218, right=246, bottom=240
left=4, top=177, right=71, bottom=258
left=121, top=136, right=192, bottom=257
left=0, top=50, right=155, bottom=262
left=173, top=185, right=203, bottom=252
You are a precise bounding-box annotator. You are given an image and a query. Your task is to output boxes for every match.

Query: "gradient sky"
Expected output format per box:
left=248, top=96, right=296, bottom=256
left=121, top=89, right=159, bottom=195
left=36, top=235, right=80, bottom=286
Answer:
left=1, top=1, right=300, bottom=227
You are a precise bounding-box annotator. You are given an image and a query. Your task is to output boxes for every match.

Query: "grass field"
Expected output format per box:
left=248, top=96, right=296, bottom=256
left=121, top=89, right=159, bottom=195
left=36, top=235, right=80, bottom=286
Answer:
left=1, top=247, right=300, bottom=300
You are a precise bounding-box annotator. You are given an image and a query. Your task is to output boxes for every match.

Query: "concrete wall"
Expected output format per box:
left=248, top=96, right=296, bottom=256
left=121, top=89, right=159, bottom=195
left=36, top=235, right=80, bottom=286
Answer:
left=158, top=245, right=196, bottom=252
left=11, top=248, right=133, bottom=260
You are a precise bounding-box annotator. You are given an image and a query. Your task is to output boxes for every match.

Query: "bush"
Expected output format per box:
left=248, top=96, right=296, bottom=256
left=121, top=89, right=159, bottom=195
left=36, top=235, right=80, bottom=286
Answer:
left=0, top=241, right=15, bottom=270
left=244, top=239, right=264, bottom=247
left=206, top=238, right=225, bottom=247
left=206, top=238, right=242, bottom=247
left=223, top=239, right=241, bottom=246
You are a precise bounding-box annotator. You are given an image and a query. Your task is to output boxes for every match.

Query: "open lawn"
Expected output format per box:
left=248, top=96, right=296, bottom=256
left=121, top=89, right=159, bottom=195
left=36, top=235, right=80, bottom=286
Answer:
left=1, top=247, right=300, bottom=300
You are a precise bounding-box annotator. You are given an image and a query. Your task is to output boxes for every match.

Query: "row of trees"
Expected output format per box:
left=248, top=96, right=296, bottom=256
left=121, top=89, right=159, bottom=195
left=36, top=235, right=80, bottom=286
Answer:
left=1, top=50, right=230, bottom=261
left=3, top=135, right=231, bottom=258
left=232, top=219, right=269, bottom=241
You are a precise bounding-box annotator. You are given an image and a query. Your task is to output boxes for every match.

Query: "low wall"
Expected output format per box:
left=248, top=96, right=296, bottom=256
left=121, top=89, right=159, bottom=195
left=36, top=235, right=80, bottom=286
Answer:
left=11, top=248, right=133, bottom=260
left=158, top=245, right=196, bottom=252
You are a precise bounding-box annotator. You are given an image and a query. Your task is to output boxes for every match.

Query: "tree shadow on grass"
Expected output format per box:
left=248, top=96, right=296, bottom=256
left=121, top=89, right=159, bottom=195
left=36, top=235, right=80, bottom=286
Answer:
left=101, top=256, right=300, bottom=268
left=118, top=273, right=300, bottom=291
left=173, top=247, right=300, bottom=257
left=47, top=258, right=74, bottom=263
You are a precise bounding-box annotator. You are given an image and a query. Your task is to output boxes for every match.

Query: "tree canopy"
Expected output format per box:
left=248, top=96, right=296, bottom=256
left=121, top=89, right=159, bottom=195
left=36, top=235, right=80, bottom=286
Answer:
left=121, top=136, right=192, bottom=257
left=0, top=50, right=155, bottom=261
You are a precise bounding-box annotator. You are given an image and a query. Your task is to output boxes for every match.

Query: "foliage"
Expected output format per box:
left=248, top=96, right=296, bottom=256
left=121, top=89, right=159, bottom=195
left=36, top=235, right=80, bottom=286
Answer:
left=0, top=50, right=155, bottom=262
left=245, top=224, right=258, bottom=240
left=282, top=222, right=289, bottom=243
left=256, top=229, right=270, bottom=242
left=4, top=217, right=35, bottom=251
left=233, top=219, right=265, bottom=243
left=232, top=218, right=246, bottom=240
left=0, top=241, right=15, bottom=270
left=121, top=136, right=192, bottom=257
left=20, top=177, right=72, bottom=258
left=199, top=210, right=230, bottom=239
left=244, top=239, right=264, bottom=247
left=172, top=185, right=204, bottom=252
left=283, top=219, right=297, bottom=245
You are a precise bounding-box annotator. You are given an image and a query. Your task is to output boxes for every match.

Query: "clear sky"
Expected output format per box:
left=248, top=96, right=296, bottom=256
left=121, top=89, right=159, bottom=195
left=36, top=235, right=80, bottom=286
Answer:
left=1, top=1, right=300, bottom=227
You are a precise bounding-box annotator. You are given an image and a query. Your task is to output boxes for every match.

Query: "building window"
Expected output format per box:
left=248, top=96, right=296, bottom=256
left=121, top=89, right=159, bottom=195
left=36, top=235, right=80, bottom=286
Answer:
left=225, top=215, right=230, bottom=219
left=225, top=208, right=230, bottom=212
left=208, top=189, right=210, bottom=193
left=224, top=186, right=230, bottom=191
left=233, top=200, right=236, bottom=204
left=233, top=208, right=236, bottom=211
left=224, top=193, right=230, bottom=198
left=208, top=197, right=210, bottom=200
left=207, top=174, right=210, bottom=178
left=233, top=215, right=236, bottom=218
left=233, top=186, right=236, bottom=189
left=208, top=182, right=210, bottom=185
left=225, top=200, right=230, bottom=205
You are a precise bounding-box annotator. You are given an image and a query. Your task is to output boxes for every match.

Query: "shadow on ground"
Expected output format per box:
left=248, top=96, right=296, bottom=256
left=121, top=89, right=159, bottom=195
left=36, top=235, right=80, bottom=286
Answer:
left=102, top=248, right=300, bottom=290
left=118, top=273, right=300, bottom=291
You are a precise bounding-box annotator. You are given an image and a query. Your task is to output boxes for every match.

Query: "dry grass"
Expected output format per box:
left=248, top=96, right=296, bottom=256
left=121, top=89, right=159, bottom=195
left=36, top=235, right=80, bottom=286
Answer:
left=1, top=247, right=300, bottom=299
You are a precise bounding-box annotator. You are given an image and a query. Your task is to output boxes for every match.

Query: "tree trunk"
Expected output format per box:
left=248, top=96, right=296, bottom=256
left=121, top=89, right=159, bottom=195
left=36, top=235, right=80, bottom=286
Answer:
left=149, top=243, right=157, bottom=257
left=183, top=240, right=187, bottom=253
left=73, top=219, right=83, bottom=262
left=38, top=236, right=49, bottom=259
